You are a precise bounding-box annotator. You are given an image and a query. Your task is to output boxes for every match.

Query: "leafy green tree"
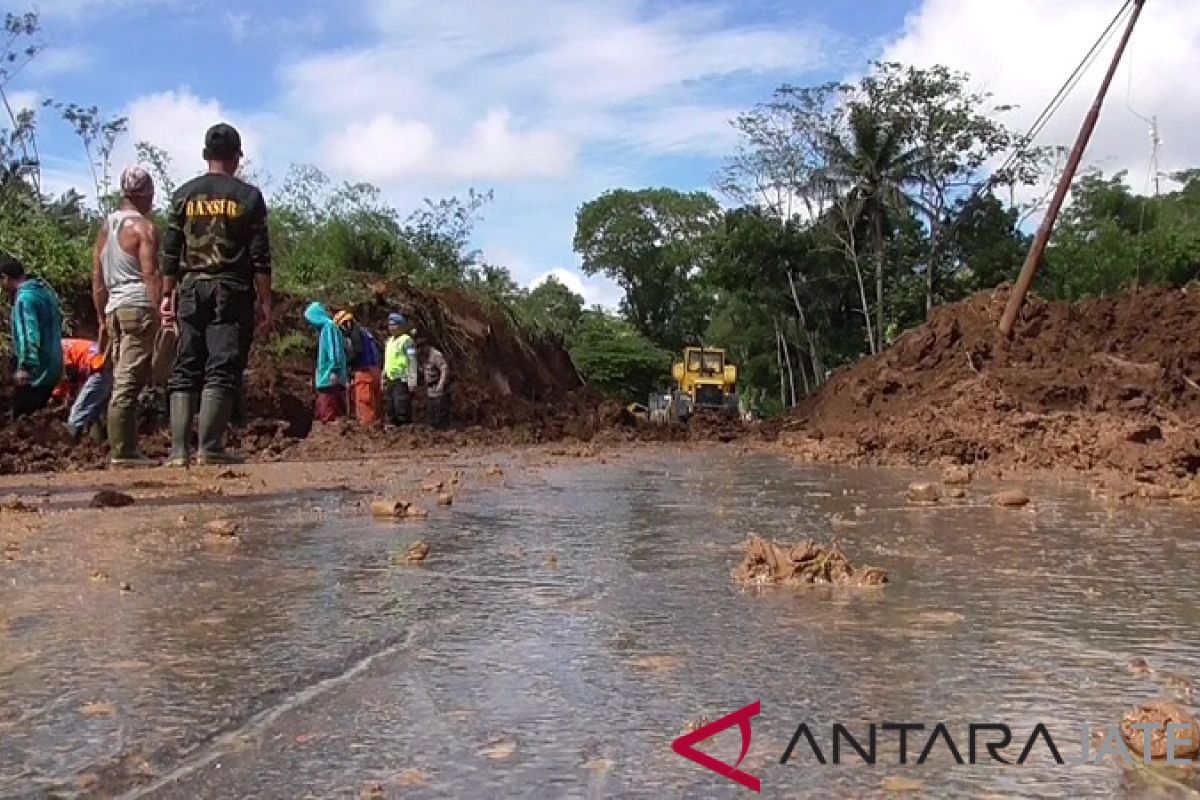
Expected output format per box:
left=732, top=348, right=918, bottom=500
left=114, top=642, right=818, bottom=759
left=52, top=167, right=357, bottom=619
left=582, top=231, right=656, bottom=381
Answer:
left=403, top=188, right=493, bottom=283
left=44, top=101, right=127, bottom=210
left=856, top=62, right=1036, bottom=316
left=822, top=105, right=924, bottom=352
left=134, top=141, right=176, bottom=203
left=466, top=263, right=525, bottom=309
left=573, top=187, right=719, bottom=351
left=1039, top=169, right=1200, bottom=299
left=520, top=275, right=584, bottom=340
left=943, top=194, right=1028, bottom=297
left=568, top=311, right=671, bottom=403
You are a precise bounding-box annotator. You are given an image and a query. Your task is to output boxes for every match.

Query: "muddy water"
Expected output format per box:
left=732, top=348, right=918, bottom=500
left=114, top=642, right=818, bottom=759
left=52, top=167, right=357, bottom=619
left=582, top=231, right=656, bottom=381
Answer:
left=2, top=451, right=1200, bottom=798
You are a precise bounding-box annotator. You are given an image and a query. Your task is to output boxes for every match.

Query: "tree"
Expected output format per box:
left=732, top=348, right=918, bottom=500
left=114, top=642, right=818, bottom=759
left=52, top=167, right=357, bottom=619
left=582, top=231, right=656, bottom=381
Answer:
left=134, top=141, right=176, bottom=202
left=573, top=187, right=720, bottom=351
left=568, top=311, right=671, bottom=403
left=822, top=105, right=924, bottom=353
left=44, top=101, right=127, bottom=210
left=943, top=194, right=1028, bottom=298
left=1039, top=169, right=1200, bottom=300
left=1, top=11, right=42, bottom=196
left=466, top=263, right=525, bottom=308
left=520, top=275, right=584, bottom=340
left=403, top=188, right=493, bottom=283
left=856, top=62, right=1035, bottom=316
left=719, top=82, right=847, bottom=220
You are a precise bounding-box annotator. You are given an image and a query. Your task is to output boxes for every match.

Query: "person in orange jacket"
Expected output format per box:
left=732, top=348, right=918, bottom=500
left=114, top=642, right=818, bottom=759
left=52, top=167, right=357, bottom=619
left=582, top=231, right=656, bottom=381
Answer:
left=53, top=338, right=113, bottom=442
left=334, top=310, right=384, bottom=425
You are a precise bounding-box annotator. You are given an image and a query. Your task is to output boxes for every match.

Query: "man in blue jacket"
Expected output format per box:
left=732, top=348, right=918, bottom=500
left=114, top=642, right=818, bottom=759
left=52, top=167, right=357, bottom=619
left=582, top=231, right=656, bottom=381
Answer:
left=1, top=253, right=63, bottom=419
left=304, top=302, right=348, bottom=423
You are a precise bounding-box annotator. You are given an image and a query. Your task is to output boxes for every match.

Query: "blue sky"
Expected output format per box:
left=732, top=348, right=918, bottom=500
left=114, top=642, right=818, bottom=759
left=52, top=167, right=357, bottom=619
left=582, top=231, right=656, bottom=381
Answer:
left=12, top=0, right=1200, bottom=306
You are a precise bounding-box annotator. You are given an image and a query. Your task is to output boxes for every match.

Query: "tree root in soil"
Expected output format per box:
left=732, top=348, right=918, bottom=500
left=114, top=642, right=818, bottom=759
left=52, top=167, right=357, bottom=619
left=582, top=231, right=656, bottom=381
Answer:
left=733, top=535, right=888, bottom=588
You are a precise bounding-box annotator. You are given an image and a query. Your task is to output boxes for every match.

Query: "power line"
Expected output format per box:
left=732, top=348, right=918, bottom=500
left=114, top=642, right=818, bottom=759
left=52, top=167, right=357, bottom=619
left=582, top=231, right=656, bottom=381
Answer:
left=989, top=0, right=1134, bottom=191
left=937, top=0, right=1136, bottom=251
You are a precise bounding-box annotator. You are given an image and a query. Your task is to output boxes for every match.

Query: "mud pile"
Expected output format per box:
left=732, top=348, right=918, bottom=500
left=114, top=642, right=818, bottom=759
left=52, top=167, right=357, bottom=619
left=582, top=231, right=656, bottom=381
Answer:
left=785, top=286, right=1200, bottom=482
left=0, top=279, right=590, bottom=474
left=245, top=280, right=585, bottom=437
left=733, top=535, right=888, bottom=588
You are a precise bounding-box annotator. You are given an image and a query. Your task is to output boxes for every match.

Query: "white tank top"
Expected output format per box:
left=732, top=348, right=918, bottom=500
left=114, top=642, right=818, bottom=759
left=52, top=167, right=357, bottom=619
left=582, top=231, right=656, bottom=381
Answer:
left=101, top=210, right=151, bottom=314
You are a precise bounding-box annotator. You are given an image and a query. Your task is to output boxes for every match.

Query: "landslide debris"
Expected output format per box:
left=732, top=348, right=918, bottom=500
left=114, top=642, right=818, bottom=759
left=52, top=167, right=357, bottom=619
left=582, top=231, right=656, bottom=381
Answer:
left=733, top=535, right=888, bottom=588
left=0, top=277, right=768, bottom=475
left=398, top=541, right=430, bottom=564
left=90, top=490, right=135, bottom=509
left=992, top=489, right=1031, bottom=508
left=784, top=286, right=1200, bottom=483
left=1120, top=701, right=1200, bottom=762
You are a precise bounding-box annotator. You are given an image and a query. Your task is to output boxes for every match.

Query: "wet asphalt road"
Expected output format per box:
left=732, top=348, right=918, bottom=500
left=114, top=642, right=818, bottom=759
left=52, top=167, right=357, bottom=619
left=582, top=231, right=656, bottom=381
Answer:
left=3, top=451, right=1200, bottom=798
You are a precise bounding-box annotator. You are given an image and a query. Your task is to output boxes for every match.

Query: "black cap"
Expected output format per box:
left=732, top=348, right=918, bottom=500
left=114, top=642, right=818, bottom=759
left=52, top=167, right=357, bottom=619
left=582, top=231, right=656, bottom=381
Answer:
left=0, top=251, right=25, bottom=280
left=203, top=123, right=242, bottom=160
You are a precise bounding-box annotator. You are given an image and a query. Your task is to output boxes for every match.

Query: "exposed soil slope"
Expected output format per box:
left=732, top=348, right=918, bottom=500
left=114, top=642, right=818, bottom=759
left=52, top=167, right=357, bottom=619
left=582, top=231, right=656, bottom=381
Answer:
left=784, top=285, right=1200, bottom=482
left=0, top=280, right=590, bottom=474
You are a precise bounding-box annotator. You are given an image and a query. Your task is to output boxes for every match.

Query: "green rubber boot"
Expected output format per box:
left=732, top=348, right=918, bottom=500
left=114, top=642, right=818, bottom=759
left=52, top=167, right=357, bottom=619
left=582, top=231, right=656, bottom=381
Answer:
left=166, top=392, right=198, bottom=468
left=196, top=388, right=243, bottom=466
left=109, top=402, right=154, bottom=468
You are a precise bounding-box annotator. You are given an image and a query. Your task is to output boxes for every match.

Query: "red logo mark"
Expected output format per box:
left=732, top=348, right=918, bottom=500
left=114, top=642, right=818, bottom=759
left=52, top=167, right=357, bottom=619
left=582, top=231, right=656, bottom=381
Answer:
left=672, top=701, right=761, bottom=793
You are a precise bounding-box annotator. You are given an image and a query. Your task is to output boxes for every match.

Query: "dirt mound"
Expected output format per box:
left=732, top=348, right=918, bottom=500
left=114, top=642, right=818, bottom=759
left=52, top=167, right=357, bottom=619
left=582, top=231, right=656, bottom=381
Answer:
left=733, top=535, right=888, bottom=587
left=250, top=280, right=585, bottom=434
left=784, top=286, right=1200, bottom=482
left=1120, top=701, right=1200, bottom=761
left=0, top=280, right=591, bottom=474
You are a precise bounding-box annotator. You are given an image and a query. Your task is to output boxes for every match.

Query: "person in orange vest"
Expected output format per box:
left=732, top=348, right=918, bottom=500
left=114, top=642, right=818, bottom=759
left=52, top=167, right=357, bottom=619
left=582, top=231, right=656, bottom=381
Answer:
left=53, top=338, right=113, bottom=443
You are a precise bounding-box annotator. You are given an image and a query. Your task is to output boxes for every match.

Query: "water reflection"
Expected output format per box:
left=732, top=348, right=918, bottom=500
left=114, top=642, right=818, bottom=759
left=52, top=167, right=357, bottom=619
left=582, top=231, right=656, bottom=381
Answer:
left=1, top=452, right=1198, bottom=798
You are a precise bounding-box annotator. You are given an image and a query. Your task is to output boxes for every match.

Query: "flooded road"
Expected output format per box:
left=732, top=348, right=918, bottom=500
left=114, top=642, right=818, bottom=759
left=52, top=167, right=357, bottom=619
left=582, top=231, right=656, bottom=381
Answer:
left=2, top=448, right=1199, bottom=798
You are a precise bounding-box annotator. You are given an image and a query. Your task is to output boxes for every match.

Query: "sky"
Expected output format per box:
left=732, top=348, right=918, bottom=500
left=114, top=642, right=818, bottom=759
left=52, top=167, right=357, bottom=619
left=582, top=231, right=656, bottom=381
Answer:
left=9, top=0, right=1200, bottom=308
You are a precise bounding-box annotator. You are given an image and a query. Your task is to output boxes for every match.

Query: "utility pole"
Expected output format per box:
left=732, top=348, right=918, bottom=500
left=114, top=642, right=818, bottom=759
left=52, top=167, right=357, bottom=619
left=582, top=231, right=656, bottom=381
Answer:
left=999, top=0, right=1148, bottom=337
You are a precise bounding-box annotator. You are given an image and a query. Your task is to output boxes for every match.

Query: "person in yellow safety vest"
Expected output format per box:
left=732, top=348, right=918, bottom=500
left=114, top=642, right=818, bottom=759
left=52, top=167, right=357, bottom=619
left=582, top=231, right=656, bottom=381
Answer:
left=382, top=312, right=418, bottom=426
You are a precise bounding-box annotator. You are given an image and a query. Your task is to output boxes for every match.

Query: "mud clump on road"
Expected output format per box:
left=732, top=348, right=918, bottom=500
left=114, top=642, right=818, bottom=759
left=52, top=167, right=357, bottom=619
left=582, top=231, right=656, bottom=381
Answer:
left=397, top=541, right=430, bottom=564
left=91, top=489, right=135, bottom=509
left=992, top=489, right=1032, bottom=508
left=784, top=286, right=1200, bottom=484
left=907, top=483, right=940, bottom=505
left=733, top=535, right=888, bottom=588
left=204, top=519, right=241, bottom=538
left=1120, top=701, right=1200, bottom=762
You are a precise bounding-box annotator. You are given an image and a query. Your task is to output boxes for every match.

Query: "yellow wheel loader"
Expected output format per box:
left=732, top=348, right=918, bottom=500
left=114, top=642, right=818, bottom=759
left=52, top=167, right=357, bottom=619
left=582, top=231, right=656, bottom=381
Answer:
left=650, top=347, right=739, bottom=423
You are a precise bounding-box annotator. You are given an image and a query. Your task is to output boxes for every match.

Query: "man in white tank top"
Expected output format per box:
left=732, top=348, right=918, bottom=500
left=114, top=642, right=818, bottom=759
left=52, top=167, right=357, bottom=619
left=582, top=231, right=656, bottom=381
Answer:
left=90, top=166, right=163, bottom=467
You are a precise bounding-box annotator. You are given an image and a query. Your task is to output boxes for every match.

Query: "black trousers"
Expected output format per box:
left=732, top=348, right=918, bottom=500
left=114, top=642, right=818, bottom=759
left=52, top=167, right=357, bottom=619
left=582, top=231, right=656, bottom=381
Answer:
left=428, top=391, right=450, bottom=429
left=168, top=276, right=254, bottom=395
left=385, top=380, right=410, bottom=425
left=12, top=385, right=54, bottom=419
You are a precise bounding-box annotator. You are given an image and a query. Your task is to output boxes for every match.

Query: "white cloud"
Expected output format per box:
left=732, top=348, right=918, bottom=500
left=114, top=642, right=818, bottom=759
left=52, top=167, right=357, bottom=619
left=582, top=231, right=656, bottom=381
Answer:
left=224, top=11, right=250, bottom=43
left=118, top=89, right=267, bottom=186
left=883, top=0, right=1200, bottom=188
left=445, top=110, right=575, bottom=181
left=607, top=105, right=743, bottom=157
left=325, top=116, right=439, bottom=180
left=30, top=0, right=177, bottom=21
left=279, top=0, right=834, bottom=185
left=26, top=47, right=92, bottom=78
left=5, top=90, right=39, bottom=114
left=37, top=160, right=95, bottom=200
left=532, top=268, right=624, bottom=310
left=325, top=109, right=574, bottom=183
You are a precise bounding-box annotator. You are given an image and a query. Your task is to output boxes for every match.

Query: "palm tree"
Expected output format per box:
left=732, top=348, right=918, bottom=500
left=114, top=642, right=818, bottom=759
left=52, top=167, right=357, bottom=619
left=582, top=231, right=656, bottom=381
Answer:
left=822, top=106, right=924, bottom=353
